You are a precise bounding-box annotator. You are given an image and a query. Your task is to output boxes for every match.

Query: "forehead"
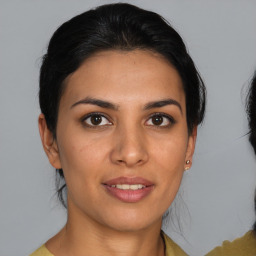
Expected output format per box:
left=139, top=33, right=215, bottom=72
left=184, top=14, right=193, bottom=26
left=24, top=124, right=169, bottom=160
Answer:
left=62, top=50, right=185, bottom=108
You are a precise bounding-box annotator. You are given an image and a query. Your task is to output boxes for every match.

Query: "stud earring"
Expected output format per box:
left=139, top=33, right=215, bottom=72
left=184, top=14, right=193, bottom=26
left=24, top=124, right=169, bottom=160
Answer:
left=185, top=160, right=190, bottom=171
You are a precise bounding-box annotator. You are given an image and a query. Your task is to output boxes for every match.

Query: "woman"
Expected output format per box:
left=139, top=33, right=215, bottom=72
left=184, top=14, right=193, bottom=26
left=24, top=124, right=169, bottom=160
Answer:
left=207, top=73, right=256, bottom=256
left=30, top=3, right=205, bottom=256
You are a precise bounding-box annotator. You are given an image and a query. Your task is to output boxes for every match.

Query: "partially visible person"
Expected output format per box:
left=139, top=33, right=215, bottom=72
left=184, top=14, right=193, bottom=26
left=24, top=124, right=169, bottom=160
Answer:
left=207, top=72, right=256, bottom=256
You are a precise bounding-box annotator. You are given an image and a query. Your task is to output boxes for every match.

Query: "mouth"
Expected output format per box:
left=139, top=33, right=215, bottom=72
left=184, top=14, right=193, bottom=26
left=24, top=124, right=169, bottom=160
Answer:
left=109, top=184, right=146, bottom=190
left=103, top=177, right=154, bottom=203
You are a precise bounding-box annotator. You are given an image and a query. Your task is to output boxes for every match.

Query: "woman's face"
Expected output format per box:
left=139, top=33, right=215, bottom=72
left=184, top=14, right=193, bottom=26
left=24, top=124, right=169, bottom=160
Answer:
left=39, top=50, right=196, bottom=232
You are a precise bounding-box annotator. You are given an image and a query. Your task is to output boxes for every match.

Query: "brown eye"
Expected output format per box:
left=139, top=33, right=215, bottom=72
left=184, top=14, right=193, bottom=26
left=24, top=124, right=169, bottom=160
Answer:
left=145, top=113, right=174, bottom=127
left=151, top=115, right=163, bottom=126
left=91, top=115, right=102, bottom=125
left=83, top=114, right=112, bottom=127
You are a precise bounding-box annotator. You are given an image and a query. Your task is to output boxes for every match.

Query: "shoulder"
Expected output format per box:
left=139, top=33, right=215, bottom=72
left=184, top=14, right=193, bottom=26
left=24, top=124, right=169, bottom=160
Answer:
left=162, top=232, right=188, bottom=256
left=29, top=245, right=54, bottom=256
left=206, top=231, right=256, bottom=256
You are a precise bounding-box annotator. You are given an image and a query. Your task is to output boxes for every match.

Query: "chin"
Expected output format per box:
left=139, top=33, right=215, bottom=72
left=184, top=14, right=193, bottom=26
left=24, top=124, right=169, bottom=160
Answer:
left=106, top=220, right=154, bottom=232
left=99, top=209, right=162, bottom=232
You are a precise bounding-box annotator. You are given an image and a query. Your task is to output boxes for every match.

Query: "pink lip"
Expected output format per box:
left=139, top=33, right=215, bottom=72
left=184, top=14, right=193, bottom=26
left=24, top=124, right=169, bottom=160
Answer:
left=104, top=176, right=153, bottom=186
left=103, top=177, right=154, bottom=203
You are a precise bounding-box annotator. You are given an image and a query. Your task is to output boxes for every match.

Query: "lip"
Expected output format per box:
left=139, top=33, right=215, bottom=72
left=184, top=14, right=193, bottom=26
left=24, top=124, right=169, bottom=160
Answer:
left=102, top=176, right=154, bottom=203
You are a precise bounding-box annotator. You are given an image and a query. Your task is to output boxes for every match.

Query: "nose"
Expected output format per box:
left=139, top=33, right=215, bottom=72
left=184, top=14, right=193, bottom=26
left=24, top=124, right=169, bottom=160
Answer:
left=110, top=125, right=149, bottom=167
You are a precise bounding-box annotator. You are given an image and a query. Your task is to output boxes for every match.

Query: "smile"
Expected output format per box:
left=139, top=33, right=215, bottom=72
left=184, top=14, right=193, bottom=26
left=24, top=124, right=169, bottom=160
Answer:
left=103, top=177, right=154, bottom=203
left=110, top=184, right=146, bottom=190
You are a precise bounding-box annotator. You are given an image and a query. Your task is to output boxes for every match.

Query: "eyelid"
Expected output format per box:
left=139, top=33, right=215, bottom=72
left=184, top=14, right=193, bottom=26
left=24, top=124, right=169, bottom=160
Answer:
left=81, top=112, right=113, bottom=127
left=145, top=112, right=176, bottom=127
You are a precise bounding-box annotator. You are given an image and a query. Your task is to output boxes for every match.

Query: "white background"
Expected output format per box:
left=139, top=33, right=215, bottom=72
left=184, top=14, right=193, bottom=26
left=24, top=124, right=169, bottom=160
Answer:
left=1, top=0, right=256, bottom=255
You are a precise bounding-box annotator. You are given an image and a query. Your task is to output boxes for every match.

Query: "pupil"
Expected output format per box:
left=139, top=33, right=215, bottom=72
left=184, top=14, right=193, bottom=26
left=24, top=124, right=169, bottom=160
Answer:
left=91, top=115, right=102, bottom=125
left=152, top=115, right=163, bottom=125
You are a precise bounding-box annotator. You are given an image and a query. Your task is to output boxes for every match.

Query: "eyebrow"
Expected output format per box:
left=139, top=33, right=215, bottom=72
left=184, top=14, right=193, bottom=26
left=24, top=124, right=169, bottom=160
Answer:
left=144, top=99, right=182, bottom=114
left=71, top=97, right=182, bottom=113
left=71, top=97, right=119, bottom=110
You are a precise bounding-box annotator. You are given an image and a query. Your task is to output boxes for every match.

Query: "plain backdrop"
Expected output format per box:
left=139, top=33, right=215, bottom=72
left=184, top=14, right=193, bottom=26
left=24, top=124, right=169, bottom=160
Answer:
left=1, top=0, right=256, bottom=255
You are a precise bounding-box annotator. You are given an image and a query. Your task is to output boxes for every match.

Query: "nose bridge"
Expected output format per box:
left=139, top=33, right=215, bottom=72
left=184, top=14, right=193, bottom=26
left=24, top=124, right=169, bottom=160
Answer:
left=111, top=121, right=148, bottom=167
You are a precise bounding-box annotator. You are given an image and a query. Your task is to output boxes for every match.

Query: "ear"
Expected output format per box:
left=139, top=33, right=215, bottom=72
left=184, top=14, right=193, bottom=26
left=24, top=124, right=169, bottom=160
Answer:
left=184, top=126, right=197, bottom=170
left=38, top=113, right=62, bottom=169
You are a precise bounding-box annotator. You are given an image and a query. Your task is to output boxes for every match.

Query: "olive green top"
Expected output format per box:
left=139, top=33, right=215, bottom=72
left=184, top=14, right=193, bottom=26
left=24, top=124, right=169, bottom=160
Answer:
left=30, top=231, right=187, bottom=256
left=206, top=230, right=256, bottom=256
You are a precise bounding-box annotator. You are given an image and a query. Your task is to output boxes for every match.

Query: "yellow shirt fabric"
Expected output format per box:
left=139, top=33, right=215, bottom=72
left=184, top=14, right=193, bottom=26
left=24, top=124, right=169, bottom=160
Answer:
left=206, top=230, right=256, bottom=256
left=29, top=232, right=187, bottom=256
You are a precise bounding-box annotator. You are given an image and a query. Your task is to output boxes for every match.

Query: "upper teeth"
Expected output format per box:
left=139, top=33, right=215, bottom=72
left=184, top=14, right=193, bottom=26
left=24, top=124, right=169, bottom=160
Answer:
left=111, top=184, right=146, bottom=190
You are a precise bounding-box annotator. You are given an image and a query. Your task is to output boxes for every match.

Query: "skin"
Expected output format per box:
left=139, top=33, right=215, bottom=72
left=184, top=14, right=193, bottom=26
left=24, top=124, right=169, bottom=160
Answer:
left=39, top=50, right=197, bottom=256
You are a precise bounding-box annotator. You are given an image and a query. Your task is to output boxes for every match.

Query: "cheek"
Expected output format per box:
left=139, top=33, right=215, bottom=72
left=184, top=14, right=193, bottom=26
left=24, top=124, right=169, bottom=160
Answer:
left=57, top=131, right=109, bottom=186
left=151, top=133, right=188, bottom=195
left=152, top=133, right=188, bottom=170
left=56, top=132, right=112, bottom=210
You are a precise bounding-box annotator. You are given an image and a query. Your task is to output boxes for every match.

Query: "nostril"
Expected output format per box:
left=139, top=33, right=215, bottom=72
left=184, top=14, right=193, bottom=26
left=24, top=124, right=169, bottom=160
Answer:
left=110, top=142, right=149, bottom=166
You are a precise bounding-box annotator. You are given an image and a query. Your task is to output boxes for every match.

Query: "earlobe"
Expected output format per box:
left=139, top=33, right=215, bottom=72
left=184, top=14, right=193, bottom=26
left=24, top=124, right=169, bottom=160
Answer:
left=184, top=126, right=197, bottom=170
left=38, top=114, right=62, bottom=169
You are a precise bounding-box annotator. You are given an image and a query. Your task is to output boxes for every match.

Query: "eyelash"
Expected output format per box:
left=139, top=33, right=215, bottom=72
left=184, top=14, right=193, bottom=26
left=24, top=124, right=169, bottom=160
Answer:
left=81, top=112, right=112, bottom=128
left=81, top=112, right=175, bottom=128
left=146, top=112, right=176, bottom=128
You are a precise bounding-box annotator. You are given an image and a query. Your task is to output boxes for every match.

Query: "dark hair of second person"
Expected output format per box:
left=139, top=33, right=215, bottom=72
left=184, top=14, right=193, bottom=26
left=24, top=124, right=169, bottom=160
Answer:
left=247, top=72, right=256, bottom=234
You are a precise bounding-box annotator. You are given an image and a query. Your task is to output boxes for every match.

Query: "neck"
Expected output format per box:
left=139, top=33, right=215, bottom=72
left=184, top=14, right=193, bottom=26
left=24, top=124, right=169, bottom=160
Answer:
left=46, top=201, right=165, bottom=256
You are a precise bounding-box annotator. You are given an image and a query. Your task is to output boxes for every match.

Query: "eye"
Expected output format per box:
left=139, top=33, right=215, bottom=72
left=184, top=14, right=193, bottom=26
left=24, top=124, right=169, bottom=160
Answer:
left=82, top=113, right=112, bottom=127
left=145, top=113, right=175, bottom=127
